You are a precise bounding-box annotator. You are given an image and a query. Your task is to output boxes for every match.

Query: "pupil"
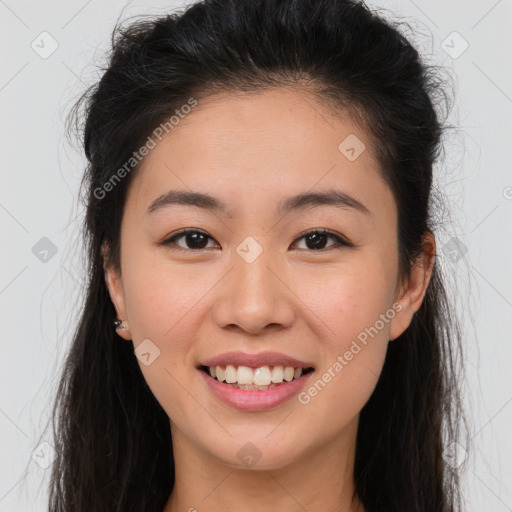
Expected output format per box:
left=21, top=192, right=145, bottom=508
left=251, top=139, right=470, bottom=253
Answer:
left=187, top=233, right=207, bottom=249
left=307, top=233, right=327, bottom=250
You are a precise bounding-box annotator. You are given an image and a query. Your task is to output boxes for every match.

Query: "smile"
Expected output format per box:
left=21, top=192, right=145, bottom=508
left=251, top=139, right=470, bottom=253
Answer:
left=201, top=364, right=314, bottom=390
left=198, top=364, right=315, bottom=411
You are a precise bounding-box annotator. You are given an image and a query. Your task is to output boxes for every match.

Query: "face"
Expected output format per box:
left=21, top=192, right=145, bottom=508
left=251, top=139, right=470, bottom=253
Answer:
left=105, top=87, right=434, bottom=470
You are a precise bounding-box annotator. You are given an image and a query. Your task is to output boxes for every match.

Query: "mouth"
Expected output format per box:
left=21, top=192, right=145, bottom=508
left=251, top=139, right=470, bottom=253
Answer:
left=197, top=351, right=316, bottom=410
left=198, top=364, right=315, bottom=391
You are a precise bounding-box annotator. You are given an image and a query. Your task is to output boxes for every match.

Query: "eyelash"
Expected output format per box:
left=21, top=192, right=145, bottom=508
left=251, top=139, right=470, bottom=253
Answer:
left=158, top=228, right=353, bottom=252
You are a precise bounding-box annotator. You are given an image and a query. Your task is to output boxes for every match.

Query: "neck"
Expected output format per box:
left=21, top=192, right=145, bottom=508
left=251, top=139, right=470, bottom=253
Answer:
left=163, top=416, right=365, bottom=512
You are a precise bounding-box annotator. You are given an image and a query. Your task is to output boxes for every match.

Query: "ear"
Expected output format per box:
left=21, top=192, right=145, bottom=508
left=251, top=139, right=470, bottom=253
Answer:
left=102, top=241, right=131, bottom=341
left=388, top=232, right=436, bottom=341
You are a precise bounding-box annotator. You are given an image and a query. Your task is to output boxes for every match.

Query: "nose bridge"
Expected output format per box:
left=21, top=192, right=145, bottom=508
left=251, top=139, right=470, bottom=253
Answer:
left=212, top=237, right=295, bottom=334
left=235, top=242, right=275, bottom=298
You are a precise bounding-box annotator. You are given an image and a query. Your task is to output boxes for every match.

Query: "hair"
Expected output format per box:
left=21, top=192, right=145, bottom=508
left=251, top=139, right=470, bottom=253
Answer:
left=47, top=0, right=468, bottom=510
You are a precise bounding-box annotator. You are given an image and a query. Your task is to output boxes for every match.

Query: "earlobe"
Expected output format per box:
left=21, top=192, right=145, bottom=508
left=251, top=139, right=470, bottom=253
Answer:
left=113, top=319, right=131, bottom=340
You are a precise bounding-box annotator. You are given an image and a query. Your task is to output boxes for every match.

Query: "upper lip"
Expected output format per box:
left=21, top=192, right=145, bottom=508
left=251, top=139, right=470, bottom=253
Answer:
left=199, top=351, right=314, bottom=369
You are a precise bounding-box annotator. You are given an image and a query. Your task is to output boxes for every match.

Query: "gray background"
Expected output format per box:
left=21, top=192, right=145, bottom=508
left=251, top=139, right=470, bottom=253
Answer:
left=1, top=0, right=511, bottom=510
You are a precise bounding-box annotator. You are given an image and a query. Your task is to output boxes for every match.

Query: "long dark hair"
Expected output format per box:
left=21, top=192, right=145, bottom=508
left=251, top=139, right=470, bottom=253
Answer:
left=47, top=0, right=468, bottom=510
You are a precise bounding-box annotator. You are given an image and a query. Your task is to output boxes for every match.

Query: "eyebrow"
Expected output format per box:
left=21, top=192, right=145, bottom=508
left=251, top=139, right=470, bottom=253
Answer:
left=146, top=188, right=370, bottom=217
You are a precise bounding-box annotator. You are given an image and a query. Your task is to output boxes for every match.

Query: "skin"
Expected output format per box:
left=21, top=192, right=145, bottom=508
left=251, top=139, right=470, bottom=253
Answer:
left=104, top=87, right=435, bottom=512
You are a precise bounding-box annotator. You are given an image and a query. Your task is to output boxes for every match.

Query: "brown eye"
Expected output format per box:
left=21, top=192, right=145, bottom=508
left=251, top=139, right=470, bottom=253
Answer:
left=159, top=228, right=352, bottom=252
left=160, top=229, right=219, bottom=250
left=292, top=229, right=351, bottom=251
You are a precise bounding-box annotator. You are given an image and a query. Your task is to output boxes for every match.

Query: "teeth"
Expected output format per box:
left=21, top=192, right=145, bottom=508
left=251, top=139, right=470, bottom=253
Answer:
left=283, top=366, right=294, bottom=382
left=253, top=366, right=271, bottom=386
left=271, top=365, right=284, bottom=383
left=237, top=365, right=254, bottom=385
left=215, top=366, right=225, bottom=382
left=225, top=364, right=237, bottom=383
left=207, top=364, right=306, bottom=386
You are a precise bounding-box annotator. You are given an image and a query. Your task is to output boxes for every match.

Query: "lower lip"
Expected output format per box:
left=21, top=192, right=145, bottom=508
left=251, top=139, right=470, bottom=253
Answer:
left=198, top=369, right=314, bottom=411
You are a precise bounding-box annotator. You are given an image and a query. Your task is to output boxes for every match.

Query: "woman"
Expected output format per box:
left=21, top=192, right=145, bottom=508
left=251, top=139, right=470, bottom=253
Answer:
left=48, top=0, right=467, bottom=510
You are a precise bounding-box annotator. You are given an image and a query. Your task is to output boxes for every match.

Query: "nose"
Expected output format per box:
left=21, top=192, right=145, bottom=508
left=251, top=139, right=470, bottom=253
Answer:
left=211, top=249, right=295, bottom=336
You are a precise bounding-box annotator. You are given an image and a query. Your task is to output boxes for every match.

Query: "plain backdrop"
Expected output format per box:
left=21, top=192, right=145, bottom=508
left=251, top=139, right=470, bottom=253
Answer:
left=1, top=0, right=511, bottom=510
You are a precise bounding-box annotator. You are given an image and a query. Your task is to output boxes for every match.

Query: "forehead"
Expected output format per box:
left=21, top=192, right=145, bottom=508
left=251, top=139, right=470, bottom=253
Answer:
left=125, top=88, right=394, bottom=221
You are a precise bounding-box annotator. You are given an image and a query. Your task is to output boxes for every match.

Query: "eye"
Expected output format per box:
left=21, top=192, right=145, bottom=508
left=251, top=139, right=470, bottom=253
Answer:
left=159, top=229, right=219, bottom=251
left=291, top=228, right=352, bottom=251
left=159, top=228, right=352, bottom=252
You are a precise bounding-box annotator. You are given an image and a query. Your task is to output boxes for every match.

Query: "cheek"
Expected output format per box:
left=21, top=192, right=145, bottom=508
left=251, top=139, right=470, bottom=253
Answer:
left=120, top=255, right=207, bottom=423
left=293, top=268, right=393, bottom=431
left=293, top=255, right=397, bottom=351
left=118, top=252, right=207, bottom=399
left=122, top=251, right=208, bottom=343
left=288, top=254, right=396, bottom=414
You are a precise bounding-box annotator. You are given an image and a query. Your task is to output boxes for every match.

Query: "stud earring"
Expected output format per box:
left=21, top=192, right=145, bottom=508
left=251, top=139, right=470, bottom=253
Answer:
left=113, top=319, right=129, bottom=331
